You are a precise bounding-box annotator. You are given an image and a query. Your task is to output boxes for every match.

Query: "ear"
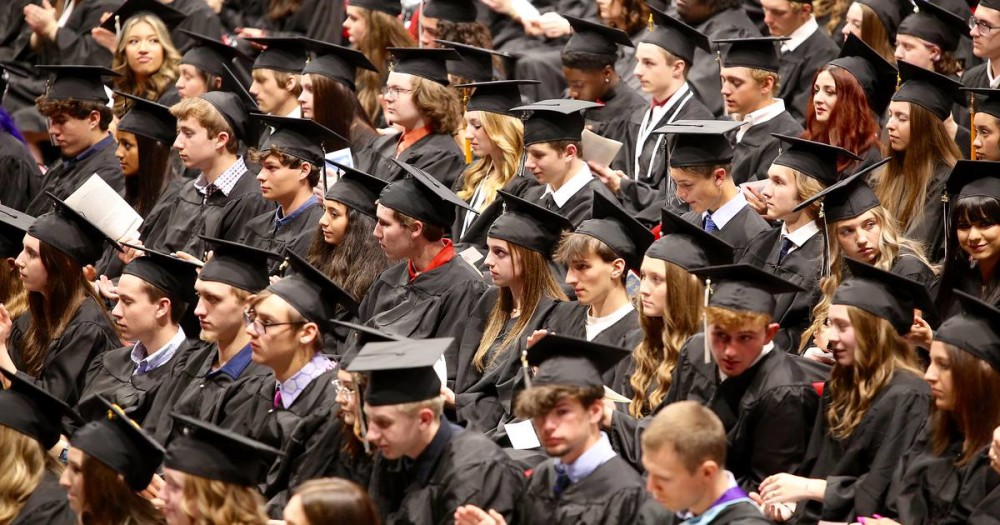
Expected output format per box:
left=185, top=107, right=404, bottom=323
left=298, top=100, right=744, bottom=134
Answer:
left=713, top=167, right=728, bottom=187
left=215, top=130, right=230, bottom=151
left=603, top=64, right=615, bottom=80
left=156, top=297, right=172, bottom=321
left=763, top=322, right=781, bottom=344
left=700, top=460, right=719, bottom=479
left=564, top=143, right=578, bottom=159
left=299, top=161, right=313, bottom=182
left=409, top=219, right=425, bottom=241
left=88, top=109, right=102, bottom=130
left=672, top=59, right=687, bottom=79
left=284, top=74, right=299, bottom=92
left=611, top=258, right=627, bottom=280
left=419, top=407, right=436, bottom=427
left=587, top=398, right=604, bottom=424
left=762, top=75, right=776, bottom=95
left=298, top=321, right=320, bottom=346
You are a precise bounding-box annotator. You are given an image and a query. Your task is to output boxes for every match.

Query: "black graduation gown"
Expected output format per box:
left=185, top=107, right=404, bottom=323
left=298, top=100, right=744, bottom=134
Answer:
left=23, top=137, right=124, bottom=216
left=452, top=172, right=537, bottom=250
left=682, top=203, right=771, bottom=262
left=970, top=478, right=1000, bottom=524
left=514, top=455, right=648, bottom=525
left=777, top=31, right=840, bottom=125
left=542, top=301, right=639, bottom=386
left=889, top=249, right=935, bottom=285
left=0, top=131, right=43, bottom=212
left=169, top=0, right=225, bottom=52
left=357, top=132, right=467, bottom=189
left=35, top=0, right=118, bottom=67
left=638, top=498, right=774, bottom=524
left=584, top=83, right=649, bottom=171
left=690, top=9, right=762, bottom=117
left=277, top=412, right=373, bottom=494
left=369, top=420, right=526, bottom=525
left=608, top=328, right=649, bottom=401
left=238, top=200, right=323, bottom=275
left=139, top=163, right=273, bottom=258
left=740, top=226, right=824, bottom=354
left=7, top=298, right=119, bottom=407
left=791, top=371, right=931, bottom=524
left=730, top=112, right=804, bottom=185
left=357, top=256, right=488, bottom=384
left=11, top=470, right=76, bottom=525
left=521, top=176, right=620, bottom=228
left=902, top=162, right=950, bottom=264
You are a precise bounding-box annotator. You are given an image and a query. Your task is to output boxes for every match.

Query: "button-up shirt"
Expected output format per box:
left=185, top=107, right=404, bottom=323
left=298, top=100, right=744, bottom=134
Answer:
left=554, top=432, right=617, bottom=483
left=274, top=354, right=336, bottom=409
left=542, top=163, right=593, bottom=208
left=130, top=328, right=186, bottom=376
left=194, top=157, right=248, bottom=198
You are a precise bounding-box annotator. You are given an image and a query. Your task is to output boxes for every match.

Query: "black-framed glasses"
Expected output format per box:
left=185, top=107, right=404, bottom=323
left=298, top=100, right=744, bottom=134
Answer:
left=971, top=16, right=997, bottom=35
left=243, top=310, right=306, bottom=335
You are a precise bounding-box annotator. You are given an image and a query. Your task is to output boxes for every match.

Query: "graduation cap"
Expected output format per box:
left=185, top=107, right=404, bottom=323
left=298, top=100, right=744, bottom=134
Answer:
left=0, top=204, right=33, bottom=259
left=253, top=114, right=348, bottom=167
left=828, top=34, right=897, bottom=115
left=563, top=16, right=634, bottom=57
left=37, top=65, right=119, bottom=102
left=242, top=36, right=309, bottom=73
left=301, top=38, right=378, bottom=91
left=199, top=90, right=252, bottom=141
left=897, top=0, right=970, bottom=52
left=115, top=91, right=177, bottom=145
left=488, top=191, right=574, bottom=255
left=198, top=235, right=280, bottom=292
left=575, top=193, right=655, bottom=271
left=165, top=414, right=282, bottom=486
left=643, top=7, right=710, bottom=63
left=423, top=0, right=478, bottom=22
left=28, top=192, right=122, bottom=266
left=98, top=0, right=187, bottom=32
left=267, top=249, right=358, bottom=322
left=436, top=40, right=510, bottom=83
left=653, top=119, right=742, bottom=168
left=71, top=396, right=165, bottom=491
left=378, top=158, right=475, bottom=228
left=512, top=99, right=601, bottom=145
left=347, top=337, right=453, bottom=406
left=714, top=37, right=787, bottom=73
left=691, top=263, right=805, bottom=316
left=648, top=208, right=734, bottom=270
left=454, top=80, right=538, bottom=115
left=964, top=87, right=1000, bottom=120
left=935, top=290, right=1000, bottom=373
left=121, top=243, right=200, bottom=301
left=793, top=158, right=890, bottom=222
left=325, top=162, right=388, bottom=218
left=984, top=0, right=1000, bottom=9
left=179, top=30, right=253, bottom=79
left=526, top=334, right=630, bottom=389
left=945, top=160, right=1000, bottom=200
left=771, top=134, right=862, bottom=187
left=857, top=0, right=911, bottom=37
left=350, top=0, right=402, bottom=16
left=833, top=258, right=938, bottom=335
left=892, top=60, right=963, bottom=121
left=387, top=47, right=461, bottom=86
left=330, top=319, right=407, bottom=369
left=0, top=369, right=77, bottom=449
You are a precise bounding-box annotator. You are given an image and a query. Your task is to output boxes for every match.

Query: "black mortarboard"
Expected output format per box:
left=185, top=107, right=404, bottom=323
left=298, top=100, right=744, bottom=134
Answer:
left=714, top=37, right=787, bottom=73
left=692, top=263, right=805, bottom=316
left=643, top=7, right=711, bottom=63
left=71, top=396, right=165, bottom=491
left=858, top=0, right=911, bottom=37
left=330, top=319, right=407, bottom=368
left=267, top=249, right=358, bottom=322
left=983, top=0, right=1000, bottom=9
left=121, top=243, right=200, bottom=300
left=898, top=0, right=970, bottom=52
left=488, top=191, right=573, bottom=254
left=198, top=236, right=280, bottom=292
left=437, top=40, right=510, bottom=82
left=351, top=0, right=402, bottom=16
left=654, top=119, right=742, bottom=167
left=179, top=30, right=252, bottom=79
left=575, top=193, right=655, bottom=271
left=828, top=34, right=897, bottom=115
left=793, top=158, right=890, bottom=222
left=199, top=90, right=251, bottom=141
left=254, top=114, right=348, bottom=166
left=526, top=334, right=630, bottom=389
left=892, top=60, right=962, bottom=120
left=37, top=65, right=118, bottom=102
left=98, top=0, right=187, bottom=32
left=28, top=192, right=122, bottom=266
left=165, top=414, right=281, bottom=486
left=0, top=369, right=76, bottom=449
left=771, top=134, right=861, bottom=187
left=455, top=80, right=538, bottom=115
left=115, top=91, right=177, bottom=144
left=242, top=36, right=309, bottom=73
left=325, top=162, right=388, bottom=218
left=388, top=47, right=461, bottom=86
left=945, top=160, right=1000, bottom=200
left=563, top=16, right=634, bottom=57
left=378, top=159, right=475, bottom=228
left=0, top=205, right=33, bottom=259
left=424, top=0, right=478, bottom=22
left=649, top=208, right=734, bottom=270
left=301, top=38, right=378, bottom=91
left=347, top=338, right=452, bottom=406
left=964, top=87, right=1000, bottom=119
left=833, top=258, right=938, bottom=334
left=512, top=99, right=600, bottom=145
left=935, top=290, right=1000, bottom=372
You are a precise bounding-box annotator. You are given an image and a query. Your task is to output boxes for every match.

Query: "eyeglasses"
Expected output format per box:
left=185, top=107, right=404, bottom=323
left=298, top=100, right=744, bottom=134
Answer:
left=380, top=86, right=413, bottom=98
left=332, top=379, right=355, bottom=398
left=971, top=16, right=997, bottom=36
left=243, top=310, right=306, bottom=335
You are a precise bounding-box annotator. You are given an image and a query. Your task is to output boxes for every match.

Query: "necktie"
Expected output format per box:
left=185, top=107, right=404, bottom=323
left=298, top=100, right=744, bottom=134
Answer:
left=553, top=465, right=572, bottom=498
left=541, top=194, right=559, bottom=212
left=202, top=183, right=219, bottom=204
left=777, top=237, right=794, bottom=264
left=703, top=214, right=718, bottom=233
left=273, top=388, right=283, bottom=409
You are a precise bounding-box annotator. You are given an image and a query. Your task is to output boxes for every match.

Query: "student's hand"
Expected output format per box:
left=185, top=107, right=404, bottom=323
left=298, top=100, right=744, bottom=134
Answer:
left=601, top=398, right=616, bottom=429
left=536, top=12, right=570, bottom=39
left=0, top=304, right=13, bottom=347
left=480, top=0, right=513, bottom=15
left=749, top=492, right=794, bottom=521
left=268, top=275, right=282, bottom=285
left=172, top=251, right=202, bottom=264
left=588, top=161, right=624, bottom=195
left=24, top=0, right=59, bottom=41
left=758, top=473, right=813, bottom=505
left=802, top=347, right=835, bottom=365
left=990, top=426, right=1000, bottom=475
left=852, top=518, right=901, bottom=525
left=205, top=0, right=224, bottom=13
left=236, top=27, right=268, bottom=41
left=140, top=472, right=164, bottom=502
left=742, top=184, right=768, bottom=215
left=441, top=385, right=456, bottom=408
left=902, top=316, right=932, bottom=349
left=455, top=505, right=508, bottom=525
left=526, top=329, right=550, bottom=348
left=83, top=264, right=98, bottom=282
left=119, top=240, right=145, bottom=265
left=96, top=275, right=119, bottom=302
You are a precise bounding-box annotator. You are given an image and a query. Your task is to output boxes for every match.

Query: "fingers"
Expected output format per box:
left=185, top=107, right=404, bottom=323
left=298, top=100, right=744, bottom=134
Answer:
left=487, top=509, right=508, bottom=525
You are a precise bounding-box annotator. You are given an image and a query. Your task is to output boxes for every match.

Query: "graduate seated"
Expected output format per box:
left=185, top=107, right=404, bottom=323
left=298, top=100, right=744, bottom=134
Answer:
left=243, top=37, right=307, bottom=120
left=349, top=337, right=525, bottom=524
left=638, top=401, right=772, bottom=524
left=282, top=478, right=381, bottom=525
left=455, top=335, right=648, bottom=525
left=967, top=88, right=1000, bottom=162
left=420, top=0, right=493, bottom=53
left=0, top=205, right=32, bottom=323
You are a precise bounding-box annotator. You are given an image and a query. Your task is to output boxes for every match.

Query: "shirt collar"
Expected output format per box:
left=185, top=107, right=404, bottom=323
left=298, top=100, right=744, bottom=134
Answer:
left=719, top=342, right=774, bottom=381
left=275, top=354, right=335, bottom=409
left=990, top=60, right=1000, bottom=88
left=780, top=219, right=820, bottom=249
left=554, top=432, right=616, bottom=483
left=64, top=134, right=114, bottom=166
left=781, top=16, right=819, bottom=53
left=275, top=195, right=320, bottom=229
left=702, top=192, right=749, bottom=231
left=131, top=327, right=187, bottom=375
left=544, top=163, right=593, bottom=208
left=407, top=239, right=456, bottom=281
left=651, top=82, right=690, bottom=110
left=398, top=126, right=433, bottom=154
left=406, top=417, right=460, bottom=484
left=737, top=99, right=786, bottom=141
left=207, top=343, right=254, bottom=380
left=194, top=157, right=248, bottom=197
left=285, top=106, right=302, bottom=119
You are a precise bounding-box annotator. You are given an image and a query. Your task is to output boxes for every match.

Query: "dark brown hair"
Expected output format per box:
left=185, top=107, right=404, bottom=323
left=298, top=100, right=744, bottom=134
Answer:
left=247, top=145, right=319, bottom=187
left=514, top=384, right=604, bottom=419
left=127, top=133, right=175, bottom=218
left=80, top=452, right=164, bottom=525
left=35, top=98, right=114, bottom=131
left=931, top=343, right=1000, bottom=466
left=307, top=74, right=379, bottom=148
left=306, top=205, right=390, bottom=304
left=293, top=478, right=380, bottom=525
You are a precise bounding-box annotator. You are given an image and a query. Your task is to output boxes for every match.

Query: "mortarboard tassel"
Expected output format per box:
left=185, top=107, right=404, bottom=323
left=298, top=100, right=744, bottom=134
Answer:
left=942, top=191, right=950, bottom=262
left=648, top=13, right=654, bottom=32
left=703, top=278, right=713, bottom=365
left=521, top=348, right=533, bottom=389
left=320, top=143, right=329, bottom=198
left=820, top=202, right=831, bottom=278
left=352, top=379, right=371, bottom=454
left=971, top=92, right=978, bottom=160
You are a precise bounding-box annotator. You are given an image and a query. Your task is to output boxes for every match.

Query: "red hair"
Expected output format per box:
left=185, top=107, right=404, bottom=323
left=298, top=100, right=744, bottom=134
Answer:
left=802, top=65, right=882, bottom=173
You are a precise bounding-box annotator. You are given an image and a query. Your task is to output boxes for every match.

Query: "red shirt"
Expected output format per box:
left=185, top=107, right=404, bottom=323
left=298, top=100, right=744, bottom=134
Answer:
left=397, top=126, right=433, bottom=156
left=407, top=239, right=455, bottom=281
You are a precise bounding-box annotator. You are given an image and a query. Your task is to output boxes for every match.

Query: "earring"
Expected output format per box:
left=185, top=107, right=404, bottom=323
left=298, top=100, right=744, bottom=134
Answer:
left=604, top=78, right=610, bottom=84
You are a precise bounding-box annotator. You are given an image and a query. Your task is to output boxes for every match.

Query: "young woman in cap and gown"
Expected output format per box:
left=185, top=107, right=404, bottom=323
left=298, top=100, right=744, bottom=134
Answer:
left=840, top=0, right=905, bottom=65
left=107, top=9, right=183, bottom=115
left=0, top=206, right=32, bottom=322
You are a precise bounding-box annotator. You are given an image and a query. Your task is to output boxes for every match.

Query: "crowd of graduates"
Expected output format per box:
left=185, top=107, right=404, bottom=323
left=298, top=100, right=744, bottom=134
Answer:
left=4, top=0, right=1000, bottom=523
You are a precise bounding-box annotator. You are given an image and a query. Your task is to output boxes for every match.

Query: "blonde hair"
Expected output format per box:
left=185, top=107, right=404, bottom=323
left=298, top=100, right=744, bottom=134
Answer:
left=396, top=396, right=446, bottom=418
left=170, top=97, right=239, bottom=153
left=749, top=68, right=781, bottom=96
left=180, top=473, right=269, bottom=525
left=815, top=0, right=852, bottom=34
left=0, top=262, right=27, bottom=320
left=642, top=401, right=727, bottom=473
left=456, top=111, right=524, bottom=205
left=789, top=167, right=827, bottom=220
left=859, top=2, right=897, bottom=65
left=251, top=68, right=302, bottom=97
left=705, top=306, right=772, bottom=331
left=0, top=426, right=52, bottom=525
left=111, top=14, right=181, bottom=116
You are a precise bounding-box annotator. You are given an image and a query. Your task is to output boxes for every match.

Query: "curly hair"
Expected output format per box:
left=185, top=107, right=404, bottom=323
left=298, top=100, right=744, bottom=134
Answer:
left=306, top=205, right=391, bottom=303
left=0, top=259, right=28, bottom=321
left=111, top=14, right=181, bottom=117
left=604, top=0, right=652, bottom=35
left=35, top=98, right=114, bottom=131
left=180, top=473, right=269, bottom=525
left=409, top=75, right=463, bottom=135
left=437, top=20, right=505, bottom=76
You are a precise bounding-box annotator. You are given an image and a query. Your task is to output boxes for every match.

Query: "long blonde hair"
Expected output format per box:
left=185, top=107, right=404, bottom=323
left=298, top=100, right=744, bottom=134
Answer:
left=354, top=8, right=415, bottom=123
left=628, top=260, right=704, bottom=417
left=111, top=14, right=181, bottom=116
left=858, top=2, right=896, bottom=65
left=0, top=261, right=27, bottom=320
left=180, top=473, right=269, bottom=525
left=456, top=111, right=524, bottom=208
left=0, top=426, right=54, bottom=525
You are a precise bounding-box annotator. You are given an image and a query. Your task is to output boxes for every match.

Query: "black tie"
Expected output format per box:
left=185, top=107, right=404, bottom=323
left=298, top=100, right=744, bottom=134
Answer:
left=541, top=194, right=559, bottom=211
left=777, top=237, right=794, bottom=264
left=553, top=466, right=571, bottom=498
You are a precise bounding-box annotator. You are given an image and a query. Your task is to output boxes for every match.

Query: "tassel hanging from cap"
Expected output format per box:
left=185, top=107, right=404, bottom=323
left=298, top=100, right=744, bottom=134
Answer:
left=942, top=191, right=950, bottom=262
left=971, top=92, right=978, bottom=160
left=521, top=348, right=533, bottom=389
left=703, top=278, right=713, bottom=364
left=648, top=13, right=654, bottom=32
left=819, top=202, right=831, bottom=278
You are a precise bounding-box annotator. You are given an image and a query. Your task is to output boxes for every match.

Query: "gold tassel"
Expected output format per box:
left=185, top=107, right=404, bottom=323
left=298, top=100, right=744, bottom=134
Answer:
left=896, top=70, right=901, bottom=91
left=703, top=278, right=713, bottom=365
left=648, top=13, right=654, bottom=32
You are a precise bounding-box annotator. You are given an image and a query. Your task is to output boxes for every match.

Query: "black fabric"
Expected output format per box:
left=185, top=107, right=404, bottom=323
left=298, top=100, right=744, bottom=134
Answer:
left=522, top=177, right=620, bottom=228
left=563, top=16, right=634, bottom=56
left=424, top=0, right=477, bottom=22
left=254, top=114, right=347, bottom=166
left=0, top=369, right=74, bottom=449
left=488, top=190, right=573, bottom=255
left=514, top=456, right=648, bottom=524
left=36, top=65, right=118, bottom=101
left=771, top=134, right=860, bottom=187
left=681, top=204, right=770, bottom=262
left=179, top=29, right=252, bottom=78
left=24, top=137, right=124, bottom=217
left=526, top=333, right=631, bottom=389
left=898, top=0, right=969, bottom=52
left=356, top=131, right=467, bottom=190
left=453, top=171, right=537, bottom=254
left=945, top=159, right=1000, bottom=199
left=166, top=413, right=281, bottom=486
left=301, top=38, right=377, bottom=90
left=122, top=246, right=200, bottom=299
left=574, top=193, right=655, bottom=271
left=98, top=0, right=187, bottom=31
left=10, top=470, right=76, bottom=525
left=116, top=92, right=177, bottom=145
left=644, top=6, right=710, bottom=63
left=439, top=40, right=511, bottom=83
left=0, top=133, right=44, bottom=214
left=28, top=192, right=121, bottom=267
left=243, top=36, right=309, bottom=73
left=388, top=47, right=460, bottom=86
left=794, top=159, right=889, bottom=222
left=349, top=338, right=452, bottom=406
left=325, top=162, right=388, bottom=219
left=693, top=262, right=806, bottom=318
left=199, top=235, right=279, bottom=292
left=456, top=80, right=538, bottom=116
left=715, top=37, right=787, bottom=72
left=0, top=204, right=33, bottom=258
left=514, top=99, right=601, bottom=145
left=893, top=60, right=963, bottom=121
left=658, top=119, right=743, bottom=168
left=903, top=162, right=950, bottom=262
left=638, top=498, right=772, bottom=524
left=71, top=397, right=165, bottom=491
left=268, top=249, right=358, bottom=322
left=833, top=258, right=938, bottom=335
left=828, top=34, right=898, bottom=116
left=650, top=207, right=734, bottom=270
left=935, top=290, right=1000, bottom=372
left=582, top=83, right=648, bottom=172
left=731, top=112, right=804, bottom=184
left=238, top=201, right=324, bottom=276
left=688, top=8, right=762, bottom=117
left=351, top=0, right=401, bottom=16
left=377, top=158, right=475, bottom=229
